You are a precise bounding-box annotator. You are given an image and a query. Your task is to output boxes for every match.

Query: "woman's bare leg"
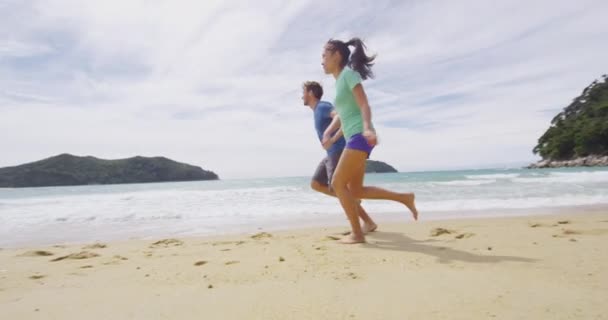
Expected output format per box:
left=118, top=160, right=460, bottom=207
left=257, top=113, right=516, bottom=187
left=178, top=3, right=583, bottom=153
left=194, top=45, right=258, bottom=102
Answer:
left=345, top=162, right=418, bottom=220
left=311, top=180, right=377, bottom=230
left=345, top=167, right=378, bottom=232
left=331, top=149, right=369, bottom=244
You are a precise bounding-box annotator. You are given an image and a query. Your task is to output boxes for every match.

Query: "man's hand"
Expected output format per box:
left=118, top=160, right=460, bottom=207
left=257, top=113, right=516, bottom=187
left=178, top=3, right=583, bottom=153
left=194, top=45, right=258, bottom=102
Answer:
left=322, top=132, right=334, bottom=150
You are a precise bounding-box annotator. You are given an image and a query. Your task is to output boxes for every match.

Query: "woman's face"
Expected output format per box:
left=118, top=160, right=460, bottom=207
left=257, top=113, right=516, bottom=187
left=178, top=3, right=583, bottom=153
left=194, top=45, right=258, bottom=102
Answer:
left=322, top=44, right=340, bottom=75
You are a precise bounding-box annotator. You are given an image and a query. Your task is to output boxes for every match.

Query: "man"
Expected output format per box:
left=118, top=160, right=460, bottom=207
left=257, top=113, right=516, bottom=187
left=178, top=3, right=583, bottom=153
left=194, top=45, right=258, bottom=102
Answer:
left=301, top=81, right=377, bottom=233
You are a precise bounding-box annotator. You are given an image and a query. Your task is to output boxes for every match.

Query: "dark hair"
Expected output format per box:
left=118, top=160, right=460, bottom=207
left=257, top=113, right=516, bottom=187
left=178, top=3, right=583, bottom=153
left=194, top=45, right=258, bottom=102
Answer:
left=326, top=38, right=376, bottom=80
left=302, top=81, right=323, bottom=99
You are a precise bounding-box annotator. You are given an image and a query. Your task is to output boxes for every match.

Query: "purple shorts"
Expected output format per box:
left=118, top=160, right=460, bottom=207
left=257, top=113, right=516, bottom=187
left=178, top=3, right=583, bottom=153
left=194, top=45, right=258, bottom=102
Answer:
left=346, top=133, right=374, bottom=158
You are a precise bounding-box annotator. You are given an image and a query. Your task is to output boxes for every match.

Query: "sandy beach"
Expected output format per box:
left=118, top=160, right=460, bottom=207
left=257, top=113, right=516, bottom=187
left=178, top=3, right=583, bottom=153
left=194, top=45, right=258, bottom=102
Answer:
left=1, top=209, right=607, bottom=320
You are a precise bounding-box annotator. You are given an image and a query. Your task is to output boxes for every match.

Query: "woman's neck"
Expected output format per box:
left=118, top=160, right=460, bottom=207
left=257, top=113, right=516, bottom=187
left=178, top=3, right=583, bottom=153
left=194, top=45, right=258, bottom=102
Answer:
left=332, top=67, right=344, bottom=79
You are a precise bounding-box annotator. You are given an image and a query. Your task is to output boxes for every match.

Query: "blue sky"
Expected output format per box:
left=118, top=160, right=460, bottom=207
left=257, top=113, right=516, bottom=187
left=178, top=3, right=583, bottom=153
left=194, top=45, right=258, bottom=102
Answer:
left=1, top=0, right=607, bottom=178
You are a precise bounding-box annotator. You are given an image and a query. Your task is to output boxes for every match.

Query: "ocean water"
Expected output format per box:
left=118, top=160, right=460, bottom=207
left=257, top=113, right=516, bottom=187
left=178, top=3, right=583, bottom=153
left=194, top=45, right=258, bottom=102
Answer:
left=1, top=167, right=607, bottom=247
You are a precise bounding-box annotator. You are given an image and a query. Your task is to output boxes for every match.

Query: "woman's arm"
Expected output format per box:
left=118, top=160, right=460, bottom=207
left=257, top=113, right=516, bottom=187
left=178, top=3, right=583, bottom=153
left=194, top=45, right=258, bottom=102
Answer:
left=352, top=83, right=377, bottom=146
left=352, top=84, right=373, bottom=132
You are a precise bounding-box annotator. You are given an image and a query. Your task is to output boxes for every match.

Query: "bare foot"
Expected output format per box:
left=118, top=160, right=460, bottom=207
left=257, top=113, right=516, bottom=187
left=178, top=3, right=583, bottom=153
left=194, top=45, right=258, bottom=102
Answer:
left=341, top=222, right=377, bottom=235
left=362, top=222, right=378, bottom=233
left=400, top=193, right=418, bottom=220
left=338, top=234, right=366, bottom=244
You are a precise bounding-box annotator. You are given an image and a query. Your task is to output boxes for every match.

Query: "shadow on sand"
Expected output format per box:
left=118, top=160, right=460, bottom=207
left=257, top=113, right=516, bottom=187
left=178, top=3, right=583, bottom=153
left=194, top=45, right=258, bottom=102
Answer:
left=362, top=231, right=537, bottom=264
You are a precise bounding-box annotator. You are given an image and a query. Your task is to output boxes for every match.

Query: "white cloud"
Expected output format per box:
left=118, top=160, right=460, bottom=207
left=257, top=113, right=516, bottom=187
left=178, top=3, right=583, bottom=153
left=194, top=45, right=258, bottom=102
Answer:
left=0, top=40, right=53, bottom=58
left=1, top=0, right=607, bottom=178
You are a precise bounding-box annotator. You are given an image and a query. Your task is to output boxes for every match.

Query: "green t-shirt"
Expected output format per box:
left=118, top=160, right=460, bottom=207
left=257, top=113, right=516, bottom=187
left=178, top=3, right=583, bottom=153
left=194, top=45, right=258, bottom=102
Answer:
left=334, top=68, right=363, bottom=140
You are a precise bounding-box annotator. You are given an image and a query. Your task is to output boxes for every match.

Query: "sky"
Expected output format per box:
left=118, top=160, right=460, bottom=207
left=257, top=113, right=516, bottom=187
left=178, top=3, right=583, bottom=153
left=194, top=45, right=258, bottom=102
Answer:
left=1, top=0, right=607, bottom=178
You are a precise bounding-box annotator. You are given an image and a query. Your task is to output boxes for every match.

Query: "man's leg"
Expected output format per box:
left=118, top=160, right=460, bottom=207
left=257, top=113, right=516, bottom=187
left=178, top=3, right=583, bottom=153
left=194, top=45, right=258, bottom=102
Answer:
left=310, top=157, right=332, bottom=196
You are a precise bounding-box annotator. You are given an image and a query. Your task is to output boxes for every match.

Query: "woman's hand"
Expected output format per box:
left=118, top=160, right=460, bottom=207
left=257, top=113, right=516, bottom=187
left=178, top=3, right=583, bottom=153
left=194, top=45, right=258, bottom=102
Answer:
left=363, top=128, right=377, bottom=147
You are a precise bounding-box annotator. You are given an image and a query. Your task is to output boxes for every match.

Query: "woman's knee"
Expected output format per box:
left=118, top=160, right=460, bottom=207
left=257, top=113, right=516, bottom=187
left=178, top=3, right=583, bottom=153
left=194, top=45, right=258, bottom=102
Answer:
left=347, top=184, right=364, bottom=198
left=331, top=176, right=348, bottom=191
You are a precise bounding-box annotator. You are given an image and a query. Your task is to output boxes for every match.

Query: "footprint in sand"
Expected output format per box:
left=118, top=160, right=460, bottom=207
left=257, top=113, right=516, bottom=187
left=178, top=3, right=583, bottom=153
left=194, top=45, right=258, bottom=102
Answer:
left=80, top=265, right=94, bottom=269
left=334, top=272, right=359, bottom=280
left=562, top=229, right=580, bottom=235
left=553, top=229, right=582, bottom=238
left=103, top=255, right=129, bottom=265
left=194, top=261, right=208, bottom=266
left=83, top=243, right=107, bottom=250
left=551, top=220, right=572, bottom=227
left=251, top=232, right=273, bottom=240
left=50, top=251, right=100, bottom=262
left=150, top=239, right=183, bottom=248
left=19, top=250, right=54, bottom=257
left=29, top=274, right=46, bottom=280
left=347, top=272, right=358, bottom=280
left=225, top=261, right=239, bottom=265
left=324, top=231, right=351, bottom=241
left=430, top=228, right=454, bottom=237
left=528, top=223, right=545, bottom=228
left=455, top=233, right=475, bottom=239
left=211, top=240, right=246, bottom=246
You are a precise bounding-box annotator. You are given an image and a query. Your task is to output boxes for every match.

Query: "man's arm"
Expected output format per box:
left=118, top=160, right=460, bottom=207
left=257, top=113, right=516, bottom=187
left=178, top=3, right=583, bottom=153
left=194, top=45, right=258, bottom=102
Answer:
left=322, top=111, right=343, bottom=150
left=323, top=111, right=341, bottom=138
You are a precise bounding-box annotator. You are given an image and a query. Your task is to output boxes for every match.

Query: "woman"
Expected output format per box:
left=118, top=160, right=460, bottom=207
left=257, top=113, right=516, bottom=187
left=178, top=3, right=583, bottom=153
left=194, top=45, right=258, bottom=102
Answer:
left=321, top=38, right=418, bottom=244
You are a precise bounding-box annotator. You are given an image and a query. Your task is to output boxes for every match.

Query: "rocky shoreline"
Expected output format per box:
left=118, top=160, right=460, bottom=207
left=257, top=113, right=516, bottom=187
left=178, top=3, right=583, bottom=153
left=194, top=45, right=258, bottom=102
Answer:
left=527, top=155, right=608, bottom=169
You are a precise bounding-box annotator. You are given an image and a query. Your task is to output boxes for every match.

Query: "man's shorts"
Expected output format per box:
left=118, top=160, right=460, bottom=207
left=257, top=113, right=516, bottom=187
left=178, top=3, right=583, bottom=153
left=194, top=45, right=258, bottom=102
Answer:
left=312, top=151, right=342, bottom=186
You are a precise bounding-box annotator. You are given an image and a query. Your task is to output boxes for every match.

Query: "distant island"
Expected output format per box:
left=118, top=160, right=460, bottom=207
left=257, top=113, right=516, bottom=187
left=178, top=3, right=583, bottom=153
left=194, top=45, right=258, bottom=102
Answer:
left=0, top=154, right=219, bottom=188
left=529, top=74, right=608, bottom=169
left=365, top=160, right=398, bottom=173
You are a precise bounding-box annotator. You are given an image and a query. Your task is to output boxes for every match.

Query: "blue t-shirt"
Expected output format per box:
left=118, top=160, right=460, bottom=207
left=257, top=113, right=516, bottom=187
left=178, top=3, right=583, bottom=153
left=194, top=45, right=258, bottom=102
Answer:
left=314, top=101, right=346, bottom=156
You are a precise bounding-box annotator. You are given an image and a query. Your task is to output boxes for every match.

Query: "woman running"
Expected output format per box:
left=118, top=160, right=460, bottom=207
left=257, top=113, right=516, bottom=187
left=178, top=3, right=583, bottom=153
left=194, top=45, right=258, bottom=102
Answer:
left=321, top=38, right=418, bottom=244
